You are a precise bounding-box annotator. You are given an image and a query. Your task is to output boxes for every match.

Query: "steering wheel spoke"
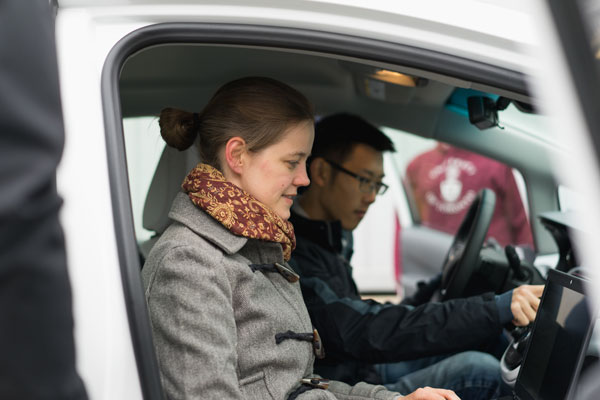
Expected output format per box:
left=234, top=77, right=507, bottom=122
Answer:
left=440, top=188, right=496, bottom=300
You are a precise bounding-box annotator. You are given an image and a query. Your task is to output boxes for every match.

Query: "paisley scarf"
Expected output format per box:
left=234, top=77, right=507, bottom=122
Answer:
left=182, top=163, right=296, bottom=261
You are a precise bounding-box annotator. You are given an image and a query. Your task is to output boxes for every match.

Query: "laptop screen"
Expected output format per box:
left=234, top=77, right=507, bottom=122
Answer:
left=515, top=269, right=594, bottom=400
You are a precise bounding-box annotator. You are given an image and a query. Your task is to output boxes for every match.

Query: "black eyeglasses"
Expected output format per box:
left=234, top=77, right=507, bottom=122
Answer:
left=325, top=160, right=389, bottom=195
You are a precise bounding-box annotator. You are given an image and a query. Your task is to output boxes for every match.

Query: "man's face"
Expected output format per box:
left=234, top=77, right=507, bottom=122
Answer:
left=320, top=143, right=384, bottom=230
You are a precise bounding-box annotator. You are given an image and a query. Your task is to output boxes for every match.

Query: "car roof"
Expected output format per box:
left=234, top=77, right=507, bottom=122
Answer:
left=57, top=0, right=537, bottom=72
left=55, top=0, right=554, bottom=188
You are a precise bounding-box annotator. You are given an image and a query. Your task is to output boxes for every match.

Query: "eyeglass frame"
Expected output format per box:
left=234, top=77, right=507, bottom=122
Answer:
left=324, top=159, right=389, bottom=195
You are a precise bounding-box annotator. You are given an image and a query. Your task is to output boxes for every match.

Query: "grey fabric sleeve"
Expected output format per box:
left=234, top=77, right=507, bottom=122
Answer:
left=146, top=245, right=244, bottom=399
left=325, top=381, right=401, bottom=400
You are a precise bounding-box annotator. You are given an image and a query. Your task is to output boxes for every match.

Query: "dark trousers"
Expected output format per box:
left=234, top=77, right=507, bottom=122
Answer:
left=0, top=1, right=88, bottom=398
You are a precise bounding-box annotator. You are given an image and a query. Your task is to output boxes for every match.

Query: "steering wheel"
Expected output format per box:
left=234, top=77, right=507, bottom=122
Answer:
left=439, top=188, right=496, bottom=300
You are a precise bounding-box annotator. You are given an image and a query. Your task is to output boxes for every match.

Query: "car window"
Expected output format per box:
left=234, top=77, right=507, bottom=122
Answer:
left=401, top=137, right=532, bottom=248
left=122, top=116, right=164, bottom=244
left=116, top=44, right=551, bottom=303
left=351, top=120, right=534, bottom=298
left=122, top=107, right=540, bottom=301
left=558, top=185, right=588, bottom=212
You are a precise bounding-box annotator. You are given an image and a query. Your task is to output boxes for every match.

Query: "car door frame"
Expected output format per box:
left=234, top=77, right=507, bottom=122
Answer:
left=100, top=22, right=530, bottom=398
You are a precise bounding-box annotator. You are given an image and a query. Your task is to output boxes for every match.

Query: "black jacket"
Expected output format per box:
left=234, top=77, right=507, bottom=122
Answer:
left=288, top=210, right=503, bottom=385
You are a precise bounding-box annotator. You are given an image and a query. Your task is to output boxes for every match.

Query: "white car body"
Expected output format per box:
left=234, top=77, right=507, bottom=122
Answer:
left=53, top=1, right=599, bottom=398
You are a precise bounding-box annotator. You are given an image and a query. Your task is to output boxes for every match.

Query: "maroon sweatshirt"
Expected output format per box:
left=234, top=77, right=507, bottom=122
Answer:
left=406, top=143, right=534, bottom=248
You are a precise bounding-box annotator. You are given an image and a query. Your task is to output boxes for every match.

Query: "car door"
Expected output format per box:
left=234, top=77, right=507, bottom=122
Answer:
left=64, top=1, right=558, bottom=397
left=525, top=0, right=600, bottom=396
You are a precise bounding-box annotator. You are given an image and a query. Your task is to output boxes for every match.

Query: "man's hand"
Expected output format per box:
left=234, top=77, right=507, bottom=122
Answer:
left=511, top=285, right=544, bottom=326
left=401, top=387, right=460, bottom=400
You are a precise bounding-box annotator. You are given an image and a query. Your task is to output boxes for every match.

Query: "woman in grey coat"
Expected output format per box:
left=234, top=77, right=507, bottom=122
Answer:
left=142, top=77, right=459, bottom=400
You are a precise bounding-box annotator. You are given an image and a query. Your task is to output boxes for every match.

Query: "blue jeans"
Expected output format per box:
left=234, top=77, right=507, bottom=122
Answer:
left=375, top=351, right=510, bottom=400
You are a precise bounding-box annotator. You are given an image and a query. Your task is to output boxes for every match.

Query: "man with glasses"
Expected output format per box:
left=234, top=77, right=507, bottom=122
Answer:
left=289, top=113, right=542, bottom=400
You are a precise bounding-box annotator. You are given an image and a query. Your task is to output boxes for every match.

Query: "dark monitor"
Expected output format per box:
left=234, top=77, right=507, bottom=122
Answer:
left=515, top=269, right=596, bottom=400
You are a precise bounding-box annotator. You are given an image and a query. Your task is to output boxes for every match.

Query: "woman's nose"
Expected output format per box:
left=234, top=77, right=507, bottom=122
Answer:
left=294, top=166, right=310, bottom=187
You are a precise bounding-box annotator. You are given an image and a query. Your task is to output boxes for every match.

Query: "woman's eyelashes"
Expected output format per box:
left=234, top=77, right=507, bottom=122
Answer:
left=286, top=159, right=300, bottom=169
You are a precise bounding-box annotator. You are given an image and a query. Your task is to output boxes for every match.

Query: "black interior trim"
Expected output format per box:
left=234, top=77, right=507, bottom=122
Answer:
left=100, top=22, right=530, bottom=398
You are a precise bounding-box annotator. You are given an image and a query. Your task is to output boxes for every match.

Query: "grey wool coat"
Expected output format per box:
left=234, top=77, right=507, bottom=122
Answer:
left=142, top=192, right=401, bottom=400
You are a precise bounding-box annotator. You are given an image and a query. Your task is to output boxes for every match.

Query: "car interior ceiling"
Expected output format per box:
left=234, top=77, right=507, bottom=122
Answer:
left=119, top=43, right=560, bottom=255
left=119, top=44, right=538, bottom=151
left=121, top=45, right=474, bottom=133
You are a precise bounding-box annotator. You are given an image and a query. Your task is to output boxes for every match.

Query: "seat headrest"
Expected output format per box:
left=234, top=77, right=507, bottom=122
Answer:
left=142, top=145, right=201, bottom=234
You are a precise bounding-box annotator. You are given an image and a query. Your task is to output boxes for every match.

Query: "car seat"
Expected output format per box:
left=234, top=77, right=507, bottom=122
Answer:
left=139, top=145, right=201, bottom=260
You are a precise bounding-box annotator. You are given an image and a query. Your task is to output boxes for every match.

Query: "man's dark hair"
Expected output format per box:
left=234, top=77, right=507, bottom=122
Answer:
left=311, top=113, right=395, bottom=164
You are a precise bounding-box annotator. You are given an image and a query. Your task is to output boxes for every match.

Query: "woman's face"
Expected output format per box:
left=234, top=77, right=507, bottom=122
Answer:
left=239, top=121, right=314, bottom=220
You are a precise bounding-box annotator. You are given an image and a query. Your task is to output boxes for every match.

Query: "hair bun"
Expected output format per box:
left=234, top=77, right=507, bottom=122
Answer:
left=158, top=107, right=200, bottom=151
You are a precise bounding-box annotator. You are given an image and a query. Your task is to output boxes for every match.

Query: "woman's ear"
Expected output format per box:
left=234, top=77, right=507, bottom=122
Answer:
left=308, top=157, right=330, bottom=187
left=224, top=137, right=247, bottom=174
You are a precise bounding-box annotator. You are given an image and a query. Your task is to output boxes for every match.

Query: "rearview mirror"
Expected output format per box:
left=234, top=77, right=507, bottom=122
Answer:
left=467, top=96, right=498, bottom=130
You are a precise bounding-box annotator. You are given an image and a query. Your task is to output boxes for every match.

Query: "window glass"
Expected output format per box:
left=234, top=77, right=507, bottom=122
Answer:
left=122, top=116, right=165, bottom=243
left=122, top=115, right=534, bottom=298
left=401, top=139, right=533, bottom=248
left=558, top=185, right=587, bottom=212
left=351, top=128, right=533, bottom=297
left=500, top=103, right=558, bottom=146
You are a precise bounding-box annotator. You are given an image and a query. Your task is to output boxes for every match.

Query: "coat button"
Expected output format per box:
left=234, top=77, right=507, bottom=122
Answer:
left=274, top=262, right=300, bottom=283
left=312, top=328, right=325, bottom=359
left=300, top=377, right=330, bottom=389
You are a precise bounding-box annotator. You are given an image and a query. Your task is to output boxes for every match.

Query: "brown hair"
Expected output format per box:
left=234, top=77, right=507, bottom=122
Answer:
left=159, top=77, right=314, bottom=170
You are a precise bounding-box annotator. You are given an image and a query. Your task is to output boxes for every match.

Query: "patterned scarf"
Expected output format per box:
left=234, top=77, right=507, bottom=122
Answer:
left=182, top=163, right=296, bottom=261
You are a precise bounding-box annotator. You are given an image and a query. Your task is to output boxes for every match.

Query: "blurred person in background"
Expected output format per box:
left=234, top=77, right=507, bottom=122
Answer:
left=405, top=143, right=533, bottom=251
left=0, top=1, right=88, bottom=398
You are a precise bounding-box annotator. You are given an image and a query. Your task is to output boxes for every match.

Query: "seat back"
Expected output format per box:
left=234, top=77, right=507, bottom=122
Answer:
left=140, top=145, right=201, bottom=258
